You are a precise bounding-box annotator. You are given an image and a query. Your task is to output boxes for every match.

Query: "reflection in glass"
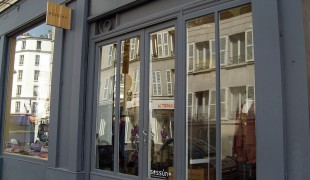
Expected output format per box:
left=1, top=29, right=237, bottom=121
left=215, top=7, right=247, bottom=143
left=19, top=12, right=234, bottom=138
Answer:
left=3, top=24, right=55, bottom=159
left=96, top=43, right=117, bottom=171
left=187, top=14, right=217, bottom=180
left=119, top=36, right=140, bottom=175
left=220, top=4, right=256, bottom=179
left=149, top=27, right=175, bottom=179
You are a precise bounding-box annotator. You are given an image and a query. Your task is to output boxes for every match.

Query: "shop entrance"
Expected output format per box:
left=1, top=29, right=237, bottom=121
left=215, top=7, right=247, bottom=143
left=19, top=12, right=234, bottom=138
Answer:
left=93, top=21, right=176, bottom=179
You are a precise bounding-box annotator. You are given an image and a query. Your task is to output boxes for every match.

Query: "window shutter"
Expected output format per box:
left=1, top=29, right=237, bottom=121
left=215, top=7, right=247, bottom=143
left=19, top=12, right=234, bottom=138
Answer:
left=220, top=36, right=228, bottom=65
left=188, top=93, right=193, bottom=121
left=103, top=78, right=109, bottom=100
left=210, top=40, right=216, bottom=68
left=163, top=32, right=170, bottom=57
left=156, top=71, right=162, bottom=95
left=188, top=43, right=194, bottom=72
left=108, top=45, right=113, bottom=66
left=157, top=33, right=163, bottom=58
left=136, top=70, right=140, bottom=93
left=209, top=90, right=216, bottom=120
left=121, top=41, right=124, bottom=63
left=220, top=89, right=227, bottom=119
left=136, top=38, right=140, bottom=57
left=166, top=70, right=172, bottom=95
left=130, top=38, right=136, bottom=60
left=247, top=85, right=255, bottom=104
left=245, top=29, right=254, bottom=61
left=152, top=71, right=157, bottom=95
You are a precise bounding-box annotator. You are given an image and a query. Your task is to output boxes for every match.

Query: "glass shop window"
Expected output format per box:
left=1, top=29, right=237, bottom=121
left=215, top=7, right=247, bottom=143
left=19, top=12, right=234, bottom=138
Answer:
left=3, top=24, right=55, bottom=160
left=186, top=4, right=256, bottom=180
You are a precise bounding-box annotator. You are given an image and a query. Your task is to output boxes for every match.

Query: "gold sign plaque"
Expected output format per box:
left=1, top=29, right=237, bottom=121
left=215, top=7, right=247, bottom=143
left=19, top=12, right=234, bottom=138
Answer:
left=46, top=1, right=71, bottom=30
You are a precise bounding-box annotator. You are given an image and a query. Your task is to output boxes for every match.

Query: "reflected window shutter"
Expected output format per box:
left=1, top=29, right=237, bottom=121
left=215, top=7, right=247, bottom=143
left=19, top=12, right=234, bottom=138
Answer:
left=221, top=89, right=227, bottom=119
left=163, top=32, right=170, bottom=57
left=108, top=45, right=113, bottom=66
left=156, top=71, right=162, bottom=95
left=166, top=70, right=172, bottom=95
left=121, top=41, right=124, bottom=63
left=246, top=29, right=254, bottom=61
left=103, top=78, right=109, bottom=99
left=188, top=43, right=194, bottom=72
left=209, top=90, right=216, bottom=120
left=188, top=93, right=193, bottom=121
left=157, top=33, right=163, bottom=58
left=136, top=70, right=140, bottom=93
left=210, top=40, right=216, bottom=68
left=130, top=38, right=136, bottom=60
left=220, top=37, right=228, bottom=65
left=152, top=71, right=157, bottom=95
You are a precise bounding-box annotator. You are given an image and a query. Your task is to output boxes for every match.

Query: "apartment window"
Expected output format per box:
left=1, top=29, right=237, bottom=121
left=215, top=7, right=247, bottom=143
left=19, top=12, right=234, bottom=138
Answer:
left=133, top=70, right=140, bottom=93
left=18, top=70, right=23, bottom=80
left=196, top=41, right=210, bottom=70
left=152, top=71, right=162, bottom=96
left=34, top=70, right=40, bottom=81
left=19, top=55, right=24, bottom=66
left=166, top=70, right=173, bottom=95
left=15, top=101, right=20, bottom=113
left=151, top=30, right=174, bottom=58
left=37, top=41, right=41, bottom=50
left=21, top=41, right=26, bottom=49
left=33, top=85, right=38, bottom=97
left=16, top=85, right=22, bottom=96
left=229, top=33, right=246, bottom=64
left=35, top=55, right=40, bottom=66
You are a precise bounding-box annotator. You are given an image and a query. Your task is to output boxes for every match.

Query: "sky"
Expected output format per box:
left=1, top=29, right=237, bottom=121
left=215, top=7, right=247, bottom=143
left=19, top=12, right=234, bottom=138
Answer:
left=23, top=23, right=52, bottom=37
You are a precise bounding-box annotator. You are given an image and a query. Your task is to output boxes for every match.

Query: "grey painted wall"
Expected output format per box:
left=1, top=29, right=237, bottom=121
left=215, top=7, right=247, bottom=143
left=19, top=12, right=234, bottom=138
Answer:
left=89, top=0, right=136, bottom=17
left=303, top=0, right=310, bottom=120
left=280, top=0, right=310, bottom=179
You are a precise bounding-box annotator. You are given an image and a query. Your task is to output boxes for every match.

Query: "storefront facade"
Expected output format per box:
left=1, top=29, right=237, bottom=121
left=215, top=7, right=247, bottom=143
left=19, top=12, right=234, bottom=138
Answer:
left=0, top=0, right=309, bottom=180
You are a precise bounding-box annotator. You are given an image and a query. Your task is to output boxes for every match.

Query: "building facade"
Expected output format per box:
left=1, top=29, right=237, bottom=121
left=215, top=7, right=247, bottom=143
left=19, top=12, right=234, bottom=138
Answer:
left=0, top=0, right=309, bottom=180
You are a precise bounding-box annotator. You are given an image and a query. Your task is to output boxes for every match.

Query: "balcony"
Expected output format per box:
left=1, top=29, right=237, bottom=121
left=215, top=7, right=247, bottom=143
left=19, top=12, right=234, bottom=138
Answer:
left=228, top=55, right=245, bottom=65
left=195, top=62, right=210, bottom=71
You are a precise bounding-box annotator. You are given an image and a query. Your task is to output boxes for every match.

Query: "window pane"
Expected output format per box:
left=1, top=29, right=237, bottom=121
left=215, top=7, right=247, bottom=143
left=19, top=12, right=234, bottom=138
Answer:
left=220, top=4, right=256, bottom=179
left=3, top=24, right=55, bottom=160
left=187, top=14, right=217, bottom=180
left=149, top=27, right=175, bottom=179
left=119, top=36, right=140, bottom=175
left=96, top=43, right=117, bottom=171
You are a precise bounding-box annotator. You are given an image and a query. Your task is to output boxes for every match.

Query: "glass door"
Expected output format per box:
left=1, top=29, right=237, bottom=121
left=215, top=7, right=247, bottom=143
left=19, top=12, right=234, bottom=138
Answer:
left=144, top=22, right=177, bottom=180
left=94, top=31, right=144, bottom=179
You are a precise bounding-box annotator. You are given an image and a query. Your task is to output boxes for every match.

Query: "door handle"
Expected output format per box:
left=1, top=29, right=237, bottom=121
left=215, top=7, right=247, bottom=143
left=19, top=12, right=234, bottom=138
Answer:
left=143, top=130, right=147, bottom=136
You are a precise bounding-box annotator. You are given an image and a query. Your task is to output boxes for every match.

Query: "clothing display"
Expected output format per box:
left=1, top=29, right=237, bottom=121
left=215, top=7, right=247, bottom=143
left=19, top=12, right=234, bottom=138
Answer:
left=233, top=101, right=256, bottom=163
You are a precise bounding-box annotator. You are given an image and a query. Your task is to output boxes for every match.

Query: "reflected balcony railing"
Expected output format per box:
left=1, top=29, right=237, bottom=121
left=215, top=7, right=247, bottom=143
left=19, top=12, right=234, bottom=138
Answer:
left=195, top=62, right=210, bottom=71
left=228, top=55, right=245, bottom=65
left=192, top=112, right=209, bottom=122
